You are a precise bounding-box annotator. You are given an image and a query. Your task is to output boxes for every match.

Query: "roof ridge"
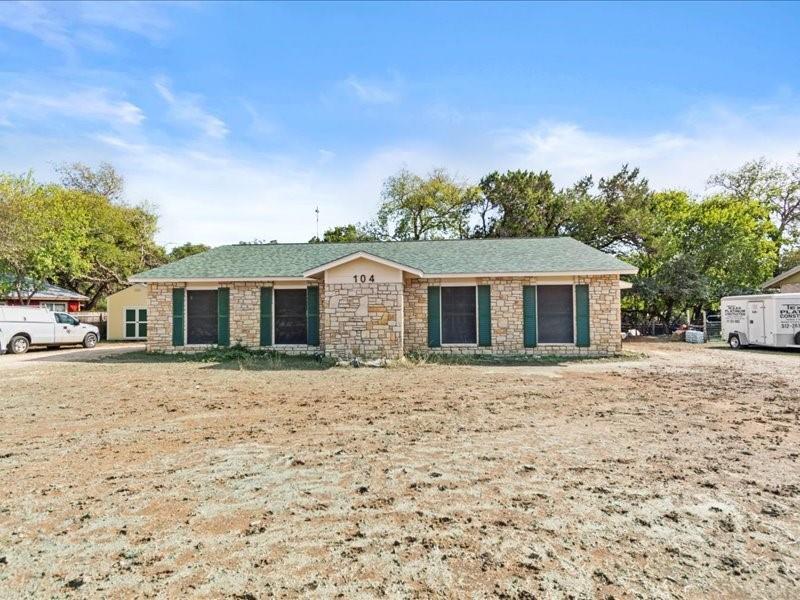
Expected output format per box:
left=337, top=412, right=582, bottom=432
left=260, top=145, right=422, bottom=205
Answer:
left=230, top=236, right=574, bottom=247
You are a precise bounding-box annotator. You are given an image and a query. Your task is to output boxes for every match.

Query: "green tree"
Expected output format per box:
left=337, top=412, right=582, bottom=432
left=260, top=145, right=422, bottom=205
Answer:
left=169, top=243, right=211, bottom=261
left=779, top=246, right=800, bottom=273
left=374, top=168, right=477, bottom=240
left=51, top=163, right=165, bottom=308
left=709, top=156, right=800, bottom=248
left=54, top=192, right=165, bottom=308
left=0, top=174, right=92, bottom=303
left=309, top=224, right=377, bottom=243
left=56, top=161, right=124, bottom=202
left=625, top=191, right=778, bottom=323
left=478, top=170, right=570, bottom=238
left=566, top=165, right=653, bottom=252
left=1, top=165, right=166, bottom=309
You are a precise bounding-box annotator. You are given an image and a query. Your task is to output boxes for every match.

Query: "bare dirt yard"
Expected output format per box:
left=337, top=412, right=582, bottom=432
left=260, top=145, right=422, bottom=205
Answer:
left=0, top=342, right=798, bottom=598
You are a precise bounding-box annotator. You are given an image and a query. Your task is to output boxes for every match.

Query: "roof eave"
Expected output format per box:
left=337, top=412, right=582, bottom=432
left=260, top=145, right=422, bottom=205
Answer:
left=425, top=267, right=638, bottom=278
left=762, top=264, right=800, bottom=289
left=128, top=276, right=316, bottom=284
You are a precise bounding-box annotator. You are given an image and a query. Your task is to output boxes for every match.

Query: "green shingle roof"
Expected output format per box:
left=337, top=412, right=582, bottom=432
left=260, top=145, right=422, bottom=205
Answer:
left=130, top=237, right=636, bottom=281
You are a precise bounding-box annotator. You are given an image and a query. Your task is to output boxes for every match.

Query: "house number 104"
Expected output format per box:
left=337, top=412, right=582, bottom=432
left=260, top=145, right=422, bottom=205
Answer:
left=353, top=274, right=375, bottom=283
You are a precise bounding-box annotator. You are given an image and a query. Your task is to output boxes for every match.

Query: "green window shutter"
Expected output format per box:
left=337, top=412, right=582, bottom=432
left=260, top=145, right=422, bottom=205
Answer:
left=172, top=288, right=184, bottom=346
left=478, top=285, right=491, bottom=347
left=139, top=323, right=148, bottom=338
left=139, top=309, right=147, bottom=322
left=260, top=287, right=272, bottom=346
left=575, top=284, right=590, bottom=347
left=125, top=322, right=137, bottom=338
left=217, top=287, right=230, bottom=346
left=306, top=286, right=320, bottom=346
left=125, top=308, right=136, bottom=322
left=427, top=286, right=441, bottom=347
left=523, top=285, right=537, bottom=348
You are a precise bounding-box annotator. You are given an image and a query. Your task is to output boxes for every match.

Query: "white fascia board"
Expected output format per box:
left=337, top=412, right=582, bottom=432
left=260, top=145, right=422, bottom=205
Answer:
left=127, top=276, right=315, bottom=284
left=302, top=251, right=424, bottom=277
left=424, top=268, right=638, bottom=278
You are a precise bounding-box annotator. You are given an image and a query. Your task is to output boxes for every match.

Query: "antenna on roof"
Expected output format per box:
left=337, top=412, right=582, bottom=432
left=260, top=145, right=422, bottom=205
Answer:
left=314, top=206, right=320, bottom=240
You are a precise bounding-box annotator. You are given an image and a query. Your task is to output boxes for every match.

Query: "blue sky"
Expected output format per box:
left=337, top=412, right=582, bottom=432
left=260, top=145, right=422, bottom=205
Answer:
left=1, top=1, right=800, bottom=246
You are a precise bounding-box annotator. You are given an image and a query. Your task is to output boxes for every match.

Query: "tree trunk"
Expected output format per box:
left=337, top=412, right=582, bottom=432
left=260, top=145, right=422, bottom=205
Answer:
left=84, top=283, right=108, bottom=311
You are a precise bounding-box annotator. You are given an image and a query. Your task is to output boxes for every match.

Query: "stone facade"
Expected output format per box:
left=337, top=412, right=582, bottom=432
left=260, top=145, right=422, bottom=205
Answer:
left=323, top=282, right=403, bottom=359
left=146, top=282, right=323, bottom=354
left=146, top=283, right=175, bottom=352
left=147, top=274, right=622, bottom=357
left=403, top=274, right=621, bottom=356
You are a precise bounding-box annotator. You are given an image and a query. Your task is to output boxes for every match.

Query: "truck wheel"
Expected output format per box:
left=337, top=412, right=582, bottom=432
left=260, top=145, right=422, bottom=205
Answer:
left=9, top=335, right=30, bottom=355
left=83, top=333, right=98, bottom=349
left=728, top=334, right=741, bottom=349
left=795, top=331, right=800, bottom=345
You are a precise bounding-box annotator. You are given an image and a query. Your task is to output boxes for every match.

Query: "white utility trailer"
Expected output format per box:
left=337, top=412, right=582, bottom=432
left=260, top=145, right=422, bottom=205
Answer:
left=720, top=293, right=800, bottom=349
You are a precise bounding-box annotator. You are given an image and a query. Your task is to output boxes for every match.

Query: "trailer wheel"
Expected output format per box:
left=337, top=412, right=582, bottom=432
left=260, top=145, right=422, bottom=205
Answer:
left=8, top=335, right=30, bottom=355
left=728, top=334, right=741, bottom=349
left=795, top=331, right=800, bottom=345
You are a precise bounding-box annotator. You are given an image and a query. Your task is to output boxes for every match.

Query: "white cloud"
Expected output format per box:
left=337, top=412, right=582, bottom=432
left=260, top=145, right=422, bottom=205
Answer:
left=0, top=1, right=180, bottom=57
left=499, top=103, right=800, bottom=192
left=343, top=75, right=400, bottom=105
left=0, top=1, right=73, bottom=53
left=154, top=77, right=229, bottom=139
left=2, top=95, right=800, bottom=247
left=0, top=88, right=145, bottom=127
left=77, top=1, right=173, bottom=42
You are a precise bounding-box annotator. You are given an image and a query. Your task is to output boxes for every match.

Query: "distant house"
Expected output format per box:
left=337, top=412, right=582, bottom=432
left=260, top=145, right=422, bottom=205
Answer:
left=0, top=279, right=88, bottom=312
left=762, top=265, right=800, bottom=293
left=106, top=284, right=148, bottom=340
left=130, top=237, right=637, bottom=359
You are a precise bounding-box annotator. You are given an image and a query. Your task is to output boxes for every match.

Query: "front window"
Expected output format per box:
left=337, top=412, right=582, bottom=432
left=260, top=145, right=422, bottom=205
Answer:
left=43, top=302, right=67, bottom=312
left=537, top=285, right=574, bottom=343
left=441, top=286, right=477, bottom=344
left=125, top=308, right=148, bottom=338
left=186, top=290, right=218, bottom=344
left=274, top=289, right=307, bottom=344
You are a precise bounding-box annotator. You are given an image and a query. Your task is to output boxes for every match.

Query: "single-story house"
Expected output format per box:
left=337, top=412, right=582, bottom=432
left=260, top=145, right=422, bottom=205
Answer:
left=129, top=237, right=637, bottom=358
left=106, top=284, right=148, bottom=341
left=762, top=265, right=800, bottom=293
left=0, top=279, right=88, bottom=312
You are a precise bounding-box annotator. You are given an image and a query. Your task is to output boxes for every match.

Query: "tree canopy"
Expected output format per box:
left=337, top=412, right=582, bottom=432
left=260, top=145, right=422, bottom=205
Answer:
left=0, top=166, right=166, bottom=309
left=168, top=242, right=212, bottom=261
left=309, top=224, right=377, bottom=243
left=3, top=152, right=798, bottom=323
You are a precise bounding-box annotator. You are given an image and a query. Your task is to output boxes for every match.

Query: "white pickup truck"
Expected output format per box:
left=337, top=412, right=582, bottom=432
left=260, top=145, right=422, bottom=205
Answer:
left=0, top=306, right=100, bottom=354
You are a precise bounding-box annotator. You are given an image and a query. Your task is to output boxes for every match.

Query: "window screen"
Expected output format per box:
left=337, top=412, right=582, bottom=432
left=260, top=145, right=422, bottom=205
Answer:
left=441, top=286, right=477, bottom=344
left=275, top=289, right=307, bottom=344
left=537, top=285, right=574, bottom=343
left=187, top=290, right=218, bottom=344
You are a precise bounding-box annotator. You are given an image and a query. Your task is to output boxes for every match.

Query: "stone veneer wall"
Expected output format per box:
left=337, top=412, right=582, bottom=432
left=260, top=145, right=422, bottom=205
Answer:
left=322, top=282, right=403, bottom=359
left=403, top=274, right=621, bottom=356
left=148, top=276, right=620, bottom=357
left=146, top=282, right=174, bottom=352
left=146, top=281, right=323, bottom=354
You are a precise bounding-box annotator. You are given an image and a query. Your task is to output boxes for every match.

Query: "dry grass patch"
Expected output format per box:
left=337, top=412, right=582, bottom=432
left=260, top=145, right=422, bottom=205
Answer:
left=0, top=342, right=797, bottom=598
